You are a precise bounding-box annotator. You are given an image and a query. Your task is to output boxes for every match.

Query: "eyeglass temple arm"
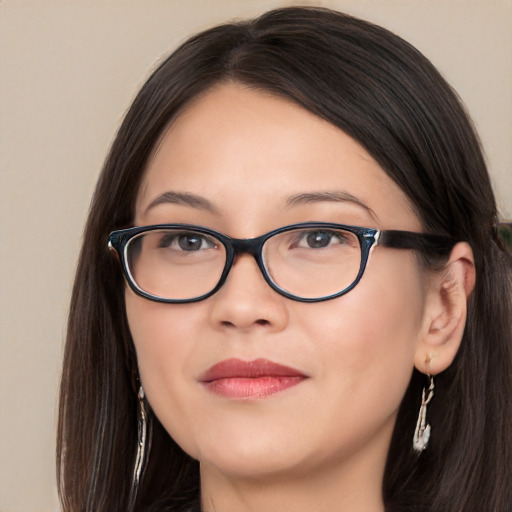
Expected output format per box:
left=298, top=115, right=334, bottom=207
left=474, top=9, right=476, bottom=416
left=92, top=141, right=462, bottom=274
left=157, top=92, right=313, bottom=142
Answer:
left=378, top=230, right=457, bottom=258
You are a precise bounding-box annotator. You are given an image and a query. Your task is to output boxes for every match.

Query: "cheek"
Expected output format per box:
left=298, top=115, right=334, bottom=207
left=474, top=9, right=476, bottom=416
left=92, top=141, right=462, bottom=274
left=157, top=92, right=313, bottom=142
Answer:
left=301, top=252, right=426, bottom=408
left=356, top=251, right=425, bottom=340
left=126, top=293, right=180, bottom=372
left=126, top=288, right=208, bottom=365
left=125, top=292, right=201, bottom=437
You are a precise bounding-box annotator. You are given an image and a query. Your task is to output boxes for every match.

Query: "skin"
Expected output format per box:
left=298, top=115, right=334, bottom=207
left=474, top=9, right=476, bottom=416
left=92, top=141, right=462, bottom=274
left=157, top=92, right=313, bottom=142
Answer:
left=126, top=83, right=475, bottom=512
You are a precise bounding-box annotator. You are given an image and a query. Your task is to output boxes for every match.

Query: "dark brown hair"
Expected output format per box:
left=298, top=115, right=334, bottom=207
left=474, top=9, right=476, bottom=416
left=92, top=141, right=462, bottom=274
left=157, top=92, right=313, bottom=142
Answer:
left=58, top=7, right=512, bottom=512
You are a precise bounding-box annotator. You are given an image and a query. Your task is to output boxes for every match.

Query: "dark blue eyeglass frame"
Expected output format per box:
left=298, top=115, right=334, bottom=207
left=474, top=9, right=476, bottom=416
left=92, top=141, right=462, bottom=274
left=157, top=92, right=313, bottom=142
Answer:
left=108, top=222, right=456, bottom=303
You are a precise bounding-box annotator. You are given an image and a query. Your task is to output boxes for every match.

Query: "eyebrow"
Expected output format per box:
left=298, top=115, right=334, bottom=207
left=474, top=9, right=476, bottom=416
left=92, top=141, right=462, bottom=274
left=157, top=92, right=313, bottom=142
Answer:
left=144, top=189, right=376, bottom=220
left=144, top=191, right=218, bottom=215
left=286, top=190, right=377, bottom=220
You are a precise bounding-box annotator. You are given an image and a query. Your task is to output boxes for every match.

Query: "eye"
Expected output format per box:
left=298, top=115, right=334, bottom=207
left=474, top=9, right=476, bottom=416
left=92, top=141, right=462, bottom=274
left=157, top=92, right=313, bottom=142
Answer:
left=295, top=230, right=350, bottom=249
left=158, top=231, right=217, bottom=252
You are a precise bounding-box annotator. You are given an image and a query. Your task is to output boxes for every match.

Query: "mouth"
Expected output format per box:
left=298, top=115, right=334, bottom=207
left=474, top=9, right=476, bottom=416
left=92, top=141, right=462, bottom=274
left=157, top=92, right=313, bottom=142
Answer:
left=199, top=358, right=308, bottom=400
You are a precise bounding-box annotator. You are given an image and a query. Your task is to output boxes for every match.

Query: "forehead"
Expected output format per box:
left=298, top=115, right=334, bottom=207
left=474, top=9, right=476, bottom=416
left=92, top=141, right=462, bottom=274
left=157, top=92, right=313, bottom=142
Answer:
left=136, top=83, right=419, bottom=232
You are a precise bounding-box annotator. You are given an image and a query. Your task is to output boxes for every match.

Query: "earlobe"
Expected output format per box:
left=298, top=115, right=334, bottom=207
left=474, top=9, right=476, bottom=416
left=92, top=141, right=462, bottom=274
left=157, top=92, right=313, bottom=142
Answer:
left=414, top=242, right=475, bottom=375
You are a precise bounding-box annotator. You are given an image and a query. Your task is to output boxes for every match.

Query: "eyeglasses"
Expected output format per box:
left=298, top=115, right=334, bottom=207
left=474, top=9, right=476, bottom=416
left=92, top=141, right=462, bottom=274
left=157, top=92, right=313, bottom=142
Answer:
left=108, top=222, right=455, bottom=303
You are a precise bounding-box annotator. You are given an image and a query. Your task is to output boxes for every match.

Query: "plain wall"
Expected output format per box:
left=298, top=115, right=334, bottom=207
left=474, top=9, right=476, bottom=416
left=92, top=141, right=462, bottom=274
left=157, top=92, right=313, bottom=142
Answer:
left=1, top=1, right=510, bottom=511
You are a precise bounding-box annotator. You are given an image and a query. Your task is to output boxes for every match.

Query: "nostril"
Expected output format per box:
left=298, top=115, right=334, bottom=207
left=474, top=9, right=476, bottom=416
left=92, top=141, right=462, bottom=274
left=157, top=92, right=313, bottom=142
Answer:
left=220, top=319, right=270, bottom=327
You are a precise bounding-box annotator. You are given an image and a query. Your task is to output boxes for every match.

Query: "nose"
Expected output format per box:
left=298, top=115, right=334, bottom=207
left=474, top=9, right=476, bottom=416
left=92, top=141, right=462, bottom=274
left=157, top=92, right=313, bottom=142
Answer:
left=208, top=253, right=289, bottom=332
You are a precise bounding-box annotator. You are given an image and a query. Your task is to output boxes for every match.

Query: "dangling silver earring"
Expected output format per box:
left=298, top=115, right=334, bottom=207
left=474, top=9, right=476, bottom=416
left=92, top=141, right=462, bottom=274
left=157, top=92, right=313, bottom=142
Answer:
left=128, top=385, right=151, bottom=511
left=413, top=375, right=435, bottom=453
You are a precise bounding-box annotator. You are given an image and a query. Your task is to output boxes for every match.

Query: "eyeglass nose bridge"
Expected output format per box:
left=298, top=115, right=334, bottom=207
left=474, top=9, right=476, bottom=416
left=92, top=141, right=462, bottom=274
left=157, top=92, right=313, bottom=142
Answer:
left=220, top=234, right=271, bottom=287
left=229, top=235, right=266, bottom=257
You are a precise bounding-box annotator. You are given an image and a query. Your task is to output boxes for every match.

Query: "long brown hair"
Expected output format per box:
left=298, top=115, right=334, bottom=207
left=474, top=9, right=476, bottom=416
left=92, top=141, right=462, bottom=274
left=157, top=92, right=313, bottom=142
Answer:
left=58, top=7, right=512, bottom=512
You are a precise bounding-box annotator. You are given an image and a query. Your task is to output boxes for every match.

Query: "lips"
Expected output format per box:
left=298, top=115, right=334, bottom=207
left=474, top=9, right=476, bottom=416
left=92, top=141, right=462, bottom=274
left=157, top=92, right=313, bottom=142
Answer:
left=199, top=358, right=308, bottom=400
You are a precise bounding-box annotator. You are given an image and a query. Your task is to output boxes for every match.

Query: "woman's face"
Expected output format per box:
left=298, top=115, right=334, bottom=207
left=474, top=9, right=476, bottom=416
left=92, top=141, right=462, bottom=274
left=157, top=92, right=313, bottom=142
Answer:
left=127, top=83, right=430, bottom=481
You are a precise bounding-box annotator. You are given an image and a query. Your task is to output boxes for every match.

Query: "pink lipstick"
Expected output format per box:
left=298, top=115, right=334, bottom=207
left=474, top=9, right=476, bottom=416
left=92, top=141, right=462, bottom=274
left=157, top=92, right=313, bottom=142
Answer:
left=199, top=358, right=307, bottom=400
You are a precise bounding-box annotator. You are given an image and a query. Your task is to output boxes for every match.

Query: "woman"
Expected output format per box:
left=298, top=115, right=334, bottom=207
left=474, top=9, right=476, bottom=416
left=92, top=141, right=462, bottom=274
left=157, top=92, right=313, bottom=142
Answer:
left=57, top=7, right=512, bottom=512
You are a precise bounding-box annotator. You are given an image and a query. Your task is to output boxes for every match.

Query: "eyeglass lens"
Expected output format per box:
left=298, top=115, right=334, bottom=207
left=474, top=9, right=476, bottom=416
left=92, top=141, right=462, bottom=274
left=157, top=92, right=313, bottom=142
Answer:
left=126, top=227, right=362, bottom=301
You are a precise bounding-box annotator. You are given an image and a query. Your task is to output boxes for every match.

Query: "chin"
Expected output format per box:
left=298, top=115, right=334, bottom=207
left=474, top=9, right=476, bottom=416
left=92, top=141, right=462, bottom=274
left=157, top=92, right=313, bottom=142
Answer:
left=181, top=422, right=309, bottom=479
left=199, top=449, right=304, bottom=481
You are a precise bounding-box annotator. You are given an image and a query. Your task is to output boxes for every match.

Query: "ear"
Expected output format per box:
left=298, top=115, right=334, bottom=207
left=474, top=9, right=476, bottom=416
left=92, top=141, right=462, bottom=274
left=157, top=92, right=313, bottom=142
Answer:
left=414, top=242, right=475, bottom=375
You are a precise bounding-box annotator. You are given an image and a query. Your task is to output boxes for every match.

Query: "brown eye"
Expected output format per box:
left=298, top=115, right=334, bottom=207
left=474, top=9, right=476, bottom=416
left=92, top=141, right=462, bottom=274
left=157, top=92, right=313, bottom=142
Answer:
left=305, top=231, right=333, bottom=248
left=157, top=231, right=216, bottom=252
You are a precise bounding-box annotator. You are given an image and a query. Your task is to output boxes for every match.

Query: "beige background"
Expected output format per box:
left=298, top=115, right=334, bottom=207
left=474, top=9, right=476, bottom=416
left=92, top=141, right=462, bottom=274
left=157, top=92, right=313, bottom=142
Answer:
left=1, top=1, right=510, bottom=511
